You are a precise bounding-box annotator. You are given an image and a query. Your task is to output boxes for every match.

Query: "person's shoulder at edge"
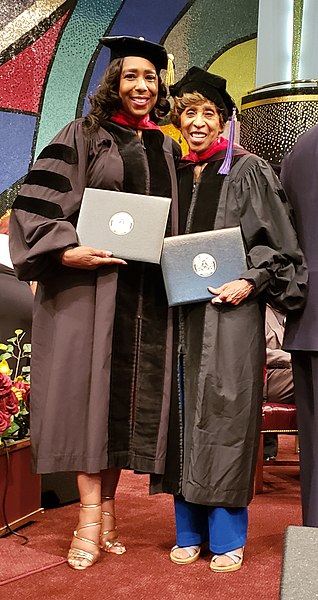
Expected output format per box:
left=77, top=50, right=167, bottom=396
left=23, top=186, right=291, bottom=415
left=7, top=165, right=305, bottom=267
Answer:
left=293, top=123, right=318, bottom=149
left=282, top=123, right=318, bottom=168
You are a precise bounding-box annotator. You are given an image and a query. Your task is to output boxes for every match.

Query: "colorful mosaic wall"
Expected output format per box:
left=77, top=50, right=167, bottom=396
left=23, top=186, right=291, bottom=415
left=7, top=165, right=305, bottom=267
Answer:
left=0, top=0, right=259, bottom=215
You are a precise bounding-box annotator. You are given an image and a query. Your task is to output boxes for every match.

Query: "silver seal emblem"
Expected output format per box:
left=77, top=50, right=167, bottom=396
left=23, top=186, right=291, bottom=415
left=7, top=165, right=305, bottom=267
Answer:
left=192, top=253, right=217, bottom=277
left=109, top=211, right=134, bottom=235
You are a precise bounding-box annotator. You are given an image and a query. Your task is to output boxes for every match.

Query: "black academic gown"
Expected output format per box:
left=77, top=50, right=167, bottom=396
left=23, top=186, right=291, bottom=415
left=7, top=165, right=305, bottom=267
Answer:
left=9, top=118, right=180, bottom=474
left=151, top=150, right=307, bottom=507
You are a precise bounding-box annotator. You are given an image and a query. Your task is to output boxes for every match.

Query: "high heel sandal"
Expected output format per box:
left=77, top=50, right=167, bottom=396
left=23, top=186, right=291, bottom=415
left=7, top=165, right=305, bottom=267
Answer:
left=67, top=503, right=102, bottom=570
left=100, top=496, right=126, bottom=555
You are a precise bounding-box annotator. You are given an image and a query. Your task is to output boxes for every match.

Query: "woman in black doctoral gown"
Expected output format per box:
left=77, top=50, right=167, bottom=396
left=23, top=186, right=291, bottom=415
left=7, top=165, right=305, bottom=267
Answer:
left=10, top=37, right=180, bottom=570
left=151, top=67, right=307, bottom=572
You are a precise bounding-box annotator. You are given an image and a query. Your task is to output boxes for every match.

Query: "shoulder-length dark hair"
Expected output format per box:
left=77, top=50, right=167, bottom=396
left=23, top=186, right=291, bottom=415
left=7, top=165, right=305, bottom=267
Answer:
left=83, top=58, right=170, bottom=133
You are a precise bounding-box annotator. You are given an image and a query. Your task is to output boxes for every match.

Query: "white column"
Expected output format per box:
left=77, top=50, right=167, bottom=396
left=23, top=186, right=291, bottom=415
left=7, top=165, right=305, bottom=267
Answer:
left=298, top=0, right=318, bottom=79
left=256, top=0, right=293, bottom=88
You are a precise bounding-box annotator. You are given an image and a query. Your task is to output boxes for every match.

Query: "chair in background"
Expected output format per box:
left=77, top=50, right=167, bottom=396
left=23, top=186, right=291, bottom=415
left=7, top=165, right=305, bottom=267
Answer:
left=255, top=403, right=298, bottom=494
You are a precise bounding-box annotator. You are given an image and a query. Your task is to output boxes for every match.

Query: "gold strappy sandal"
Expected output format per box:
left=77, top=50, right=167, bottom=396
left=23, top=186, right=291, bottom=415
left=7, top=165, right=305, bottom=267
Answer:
left=170, top=545, right=201, bottom=565
left=210, top=547, right=244, bottom=573
left=100, top=496, right=126, bottom=555
left=67, top=503, right=102, bottom=570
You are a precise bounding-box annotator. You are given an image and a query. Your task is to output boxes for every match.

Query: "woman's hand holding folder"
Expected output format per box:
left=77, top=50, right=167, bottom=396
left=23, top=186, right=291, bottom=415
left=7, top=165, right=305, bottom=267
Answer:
left=208, top=279, right=254, bottom=305
left=59, top=246, right=127, bottom=270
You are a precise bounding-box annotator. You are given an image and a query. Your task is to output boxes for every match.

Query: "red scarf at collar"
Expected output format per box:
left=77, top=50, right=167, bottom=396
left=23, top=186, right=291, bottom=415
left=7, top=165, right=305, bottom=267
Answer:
left=110, top=110, right=160, bottom=130
left=182, top=135, right=249, bottom=163
left=182, top=136, right=230, bottom=162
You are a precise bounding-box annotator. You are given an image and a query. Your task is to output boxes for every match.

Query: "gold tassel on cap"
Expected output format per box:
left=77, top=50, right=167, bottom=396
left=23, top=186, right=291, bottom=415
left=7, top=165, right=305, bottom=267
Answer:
left=165, top=53, right=175, bottom=86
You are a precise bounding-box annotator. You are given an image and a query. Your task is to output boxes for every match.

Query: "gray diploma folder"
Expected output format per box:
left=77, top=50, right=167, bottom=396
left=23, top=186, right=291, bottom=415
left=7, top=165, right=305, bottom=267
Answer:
left=76, top=188, right=171, bottom=264
left=161, top=226, right=247, bottom=306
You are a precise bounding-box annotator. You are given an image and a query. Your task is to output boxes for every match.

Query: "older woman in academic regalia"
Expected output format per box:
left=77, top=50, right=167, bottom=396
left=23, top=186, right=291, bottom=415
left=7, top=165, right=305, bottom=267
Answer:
left=151, top=67, right=307, bottom=573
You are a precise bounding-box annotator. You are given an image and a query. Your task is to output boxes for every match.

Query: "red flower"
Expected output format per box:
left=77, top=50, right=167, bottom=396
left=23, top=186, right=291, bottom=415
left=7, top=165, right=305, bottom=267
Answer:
left=0, top=373, right=12, bottom=397
left=12, top=381, right=30, bottom=410
left=13, top=380, right=29, bottom=397
left=0, top=360, right=30, bottom=441
left=4, top=390, right=19, bottom=415
left=14, top=380, right=28, bottom=391
left=0, top=409, right=11, bottom=433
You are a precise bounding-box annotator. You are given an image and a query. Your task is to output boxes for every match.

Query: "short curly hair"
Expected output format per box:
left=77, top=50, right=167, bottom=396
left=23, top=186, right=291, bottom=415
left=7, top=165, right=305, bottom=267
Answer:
left=84, top=58, right=170, bottom=133
left=170, top=91, right=226, bottom=131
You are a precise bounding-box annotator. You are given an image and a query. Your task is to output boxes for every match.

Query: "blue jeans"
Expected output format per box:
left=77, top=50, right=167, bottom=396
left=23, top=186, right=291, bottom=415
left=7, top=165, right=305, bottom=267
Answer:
left=174, top=495, right=248, bottom=554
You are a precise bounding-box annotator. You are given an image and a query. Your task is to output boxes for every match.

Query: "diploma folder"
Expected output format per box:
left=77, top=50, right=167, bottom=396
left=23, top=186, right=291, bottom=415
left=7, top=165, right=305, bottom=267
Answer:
left=76, top=188, right=171, bottom=264
left=161, top=226, right=247, bottom=306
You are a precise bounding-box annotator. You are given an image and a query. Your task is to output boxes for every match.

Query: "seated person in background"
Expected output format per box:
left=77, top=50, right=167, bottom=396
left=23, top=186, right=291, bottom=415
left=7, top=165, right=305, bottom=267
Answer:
left=263, top=304, right=295, bottom=460
left=0, top=209, right=34, bottom=346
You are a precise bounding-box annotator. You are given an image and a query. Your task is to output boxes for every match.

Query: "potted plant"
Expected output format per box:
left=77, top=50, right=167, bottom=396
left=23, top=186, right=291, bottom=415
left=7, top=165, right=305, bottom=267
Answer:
left=0, top=329, right=30, bottom=445
left=0, top=330, right=41, bottom=535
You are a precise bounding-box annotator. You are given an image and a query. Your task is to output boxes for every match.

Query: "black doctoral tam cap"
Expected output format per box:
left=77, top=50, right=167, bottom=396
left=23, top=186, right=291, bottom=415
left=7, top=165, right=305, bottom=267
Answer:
left=100, top=35, right=168, bottom=72
left=170, top=66, right=235, bottom=120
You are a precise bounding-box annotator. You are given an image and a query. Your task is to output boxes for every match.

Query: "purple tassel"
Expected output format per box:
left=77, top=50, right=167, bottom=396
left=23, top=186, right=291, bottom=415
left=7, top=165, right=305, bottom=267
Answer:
left=217, top=108, right=236, bottom=175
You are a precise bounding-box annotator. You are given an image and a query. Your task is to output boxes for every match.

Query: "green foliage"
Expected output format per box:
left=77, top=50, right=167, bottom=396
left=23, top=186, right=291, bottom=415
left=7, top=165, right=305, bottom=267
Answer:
left=0, top=330, right=31, bottom=381
left=0, top=330, right=31, bottom=444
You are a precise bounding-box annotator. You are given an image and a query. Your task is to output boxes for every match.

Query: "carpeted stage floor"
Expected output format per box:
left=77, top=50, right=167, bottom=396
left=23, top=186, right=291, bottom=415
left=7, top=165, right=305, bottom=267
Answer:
left=0, top=437, right=301, bottom=600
